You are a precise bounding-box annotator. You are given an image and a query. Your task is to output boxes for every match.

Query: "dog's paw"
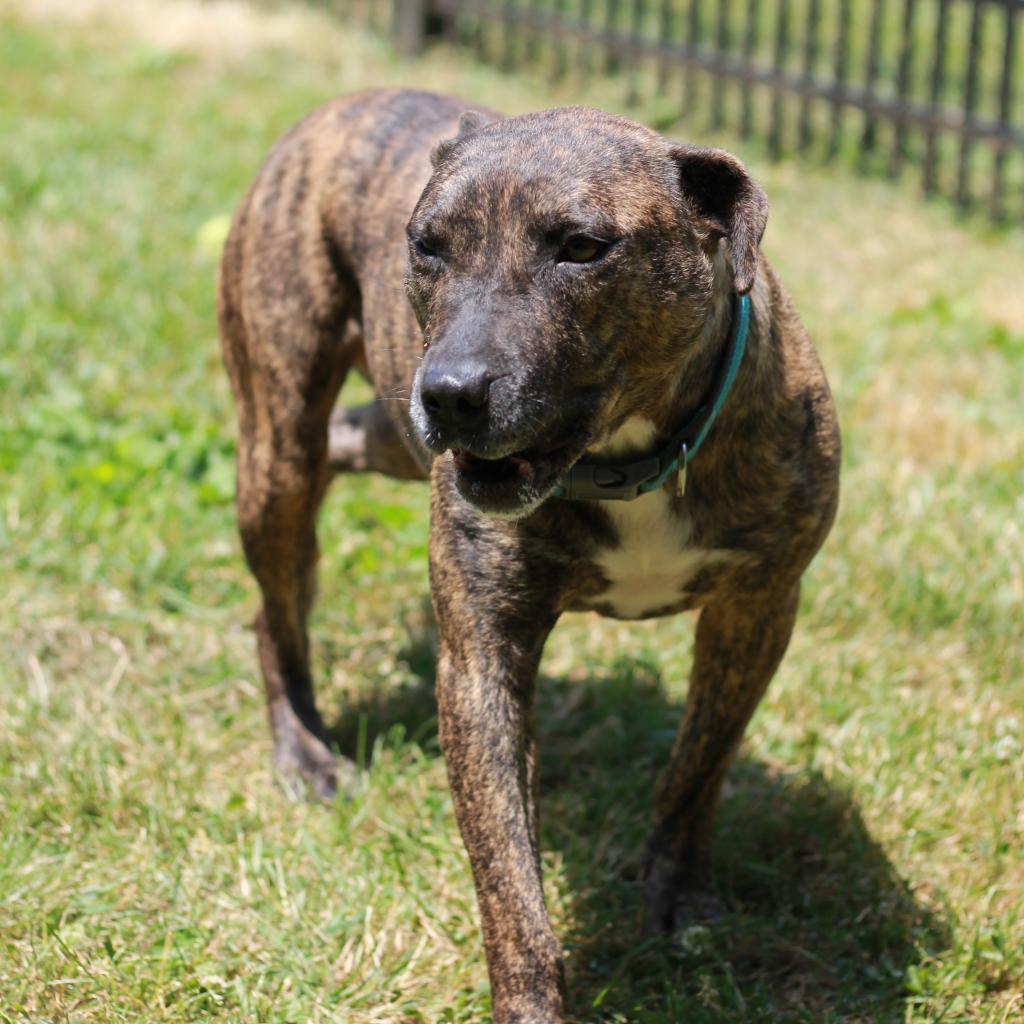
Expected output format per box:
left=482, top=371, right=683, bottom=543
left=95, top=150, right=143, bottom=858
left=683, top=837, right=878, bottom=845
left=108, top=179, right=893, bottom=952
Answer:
left=642, top=848, right=722, bottom=935
left=273, top=731, right=356, bottom=802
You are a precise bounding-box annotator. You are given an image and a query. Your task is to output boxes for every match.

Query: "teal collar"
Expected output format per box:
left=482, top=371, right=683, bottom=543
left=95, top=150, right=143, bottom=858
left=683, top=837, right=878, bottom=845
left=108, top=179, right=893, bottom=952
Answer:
left=551, top=293, right=751, bottom=502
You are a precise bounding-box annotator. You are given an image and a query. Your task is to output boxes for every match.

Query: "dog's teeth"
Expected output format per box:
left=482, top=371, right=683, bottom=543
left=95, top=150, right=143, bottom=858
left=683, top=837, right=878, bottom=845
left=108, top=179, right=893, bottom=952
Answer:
left=509, top=456, right=534, bottom=479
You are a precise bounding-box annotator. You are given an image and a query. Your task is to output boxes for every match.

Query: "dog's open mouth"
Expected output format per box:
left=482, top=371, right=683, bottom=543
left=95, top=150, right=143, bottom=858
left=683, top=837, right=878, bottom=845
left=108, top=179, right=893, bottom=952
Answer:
left=449, top=441, right=577, bottom=515
left=453, top=449, right=539, bottom=483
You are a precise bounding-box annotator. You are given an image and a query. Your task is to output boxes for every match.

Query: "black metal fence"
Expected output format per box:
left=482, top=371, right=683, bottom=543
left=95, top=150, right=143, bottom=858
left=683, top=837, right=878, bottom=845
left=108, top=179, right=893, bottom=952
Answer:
left=342, top=0, right=1024, bottom=224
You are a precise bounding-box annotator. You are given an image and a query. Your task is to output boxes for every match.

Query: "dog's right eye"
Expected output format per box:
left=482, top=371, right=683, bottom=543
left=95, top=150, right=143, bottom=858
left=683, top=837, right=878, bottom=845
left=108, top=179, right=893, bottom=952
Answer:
left=412, top=236, right=441, bottom=259
left=558, top=235, right=612, bottom=264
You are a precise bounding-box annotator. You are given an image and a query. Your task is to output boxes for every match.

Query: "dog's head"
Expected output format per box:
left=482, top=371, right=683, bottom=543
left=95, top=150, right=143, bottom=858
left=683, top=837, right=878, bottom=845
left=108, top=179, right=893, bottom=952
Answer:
left=406, top=106, right=767, bottom=517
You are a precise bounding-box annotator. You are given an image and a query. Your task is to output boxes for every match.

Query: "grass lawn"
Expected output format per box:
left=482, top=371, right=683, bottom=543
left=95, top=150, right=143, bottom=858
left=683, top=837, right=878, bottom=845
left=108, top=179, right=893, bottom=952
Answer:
left=1, top=1, right=1022, bottom=1021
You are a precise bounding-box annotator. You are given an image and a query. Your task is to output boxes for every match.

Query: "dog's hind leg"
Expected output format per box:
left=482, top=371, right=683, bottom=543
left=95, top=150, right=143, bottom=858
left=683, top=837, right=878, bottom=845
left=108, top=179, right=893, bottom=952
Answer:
left=643, top=582, right=801, bottom=931
left=219, top=204, right=357, bottom=800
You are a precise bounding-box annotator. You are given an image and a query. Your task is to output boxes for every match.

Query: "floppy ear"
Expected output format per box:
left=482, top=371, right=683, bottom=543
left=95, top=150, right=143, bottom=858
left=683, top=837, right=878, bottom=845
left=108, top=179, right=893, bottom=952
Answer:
left=431, top=109, right=498, bottom=169
left=670, top=145, right=768, bottom=295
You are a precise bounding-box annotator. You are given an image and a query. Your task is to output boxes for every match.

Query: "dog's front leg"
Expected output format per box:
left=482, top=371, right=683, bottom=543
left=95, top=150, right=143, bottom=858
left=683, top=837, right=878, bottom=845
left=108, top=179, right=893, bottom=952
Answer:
left=431, top=539, right=564, bottom=1023
left=643, top=582, right=801, bottom=932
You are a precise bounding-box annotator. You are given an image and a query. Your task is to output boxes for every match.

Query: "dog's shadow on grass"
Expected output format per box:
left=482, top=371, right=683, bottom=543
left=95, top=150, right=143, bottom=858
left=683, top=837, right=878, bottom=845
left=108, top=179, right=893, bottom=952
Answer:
left=330, top=634, right=948, bottom=1024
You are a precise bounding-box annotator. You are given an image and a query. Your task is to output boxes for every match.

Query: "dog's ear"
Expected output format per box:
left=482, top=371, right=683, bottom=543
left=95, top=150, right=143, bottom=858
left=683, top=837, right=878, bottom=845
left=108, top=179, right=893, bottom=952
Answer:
left=670, top=145, right=768, bottom=295
left=431, top=110, right=497, bottom=169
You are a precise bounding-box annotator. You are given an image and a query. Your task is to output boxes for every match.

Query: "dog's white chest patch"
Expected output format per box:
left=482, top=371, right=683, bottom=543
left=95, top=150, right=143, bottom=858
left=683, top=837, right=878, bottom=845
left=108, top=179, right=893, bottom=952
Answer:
left=582, top=417, right=734, bottom=619
left=594, top=490, right=709, bottom=618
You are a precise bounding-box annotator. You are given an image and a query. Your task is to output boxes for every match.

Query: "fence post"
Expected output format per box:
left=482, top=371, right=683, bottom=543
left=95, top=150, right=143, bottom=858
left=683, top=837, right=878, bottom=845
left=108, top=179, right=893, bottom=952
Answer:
left=392, top=0, right=450, bottom=56
left=393, top=0, right=424, bottom=55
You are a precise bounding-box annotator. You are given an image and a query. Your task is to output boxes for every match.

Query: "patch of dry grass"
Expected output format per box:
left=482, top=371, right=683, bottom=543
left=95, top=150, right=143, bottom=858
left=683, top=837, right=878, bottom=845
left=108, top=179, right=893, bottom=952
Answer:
left=4, top=0, right=335, bottom=60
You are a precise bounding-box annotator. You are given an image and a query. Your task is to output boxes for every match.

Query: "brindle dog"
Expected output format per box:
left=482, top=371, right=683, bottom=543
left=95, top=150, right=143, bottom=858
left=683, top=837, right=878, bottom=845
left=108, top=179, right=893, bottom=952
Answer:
left=219, top=88, right=840, bottom=1023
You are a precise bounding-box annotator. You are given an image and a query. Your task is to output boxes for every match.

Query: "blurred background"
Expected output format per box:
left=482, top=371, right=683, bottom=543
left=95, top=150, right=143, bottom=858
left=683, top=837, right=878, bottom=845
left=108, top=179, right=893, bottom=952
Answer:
left=1, top=2, right=1022, bottom=1022
left=384, top=0, right=1024, bottom=223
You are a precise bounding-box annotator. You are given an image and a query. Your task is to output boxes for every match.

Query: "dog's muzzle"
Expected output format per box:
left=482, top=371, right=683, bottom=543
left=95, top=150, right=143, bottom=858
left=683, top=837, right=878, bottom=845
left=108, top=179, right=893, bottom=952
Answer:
left=413, top=364, right=590, bottom=517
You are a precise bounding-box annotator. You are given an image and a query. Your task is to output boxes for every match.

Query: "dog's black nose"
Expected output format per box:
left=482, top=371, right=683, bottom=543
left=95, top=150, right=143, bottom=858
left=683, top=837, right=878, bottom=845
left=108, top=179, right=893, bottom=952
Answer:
left=420, top=361, right=491, bottom=430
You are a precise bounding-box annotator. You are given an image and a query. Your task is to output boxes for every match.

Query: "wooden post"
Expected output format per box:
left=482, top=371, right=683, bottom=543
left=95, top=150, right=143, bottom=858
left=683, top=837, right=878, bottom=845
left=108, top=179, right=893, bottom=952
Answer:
left=889, top=0, right=916, bottom=178
left=768, top=0, right=790, bottom=159
left=502, top=0, right=518, bottom=72
left=605, top=0, right=622, bottom=76
left=860, top=0, right=886, bottom=162
left=798, top=0, right=821, bottom=152
left=956, top=0, right=984, bottom=209
left=580, top=0, right=596, bottom=80
left=682, top=0, right=703, bottom=116
left=740, top=0, right=760, bottom=140
left=656, top=0, right=674, bottom=95
left=393, top=0, right=426, bottom=55
left=626, top=0, right=644, bottom=105
left=392, top=0, right=449, bottom=56
left=827, top=0, right=851, bottom=159
left=711, top=0, right=731, bottom=131
left=990, top=2, right=1018, bottom=222
left=923, top=0, right=950, bottom=195
left=552, top=0, right=569, bottom=83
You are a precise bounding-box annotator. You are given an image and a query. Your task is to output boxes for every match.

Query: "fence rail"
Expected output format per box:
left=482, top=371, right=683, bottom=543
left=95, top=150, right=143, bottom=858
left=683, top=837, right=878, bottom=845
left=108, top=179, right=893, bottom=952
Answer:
left=341, top=0, right=1024, bottom=224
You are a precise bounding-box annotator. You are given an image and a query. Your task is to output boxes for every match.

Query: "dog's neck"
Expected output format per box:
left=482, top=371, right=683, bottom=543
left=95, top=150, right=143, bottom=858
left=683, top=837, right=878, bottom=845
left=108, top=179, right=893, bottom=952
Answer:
left=556, top=271, right=756, bottom=502
left=590, top=254, right=759, bottom=466
left=664, top=250, right=738, bottom=433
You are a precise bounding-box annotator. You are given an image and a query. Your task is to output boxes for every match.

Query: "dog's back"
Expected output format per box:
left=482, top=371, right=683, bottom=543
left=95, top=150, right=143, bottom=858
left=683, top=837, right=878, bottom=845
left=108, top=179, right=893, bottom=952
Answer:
left=218, top=89, right=482, bottom=452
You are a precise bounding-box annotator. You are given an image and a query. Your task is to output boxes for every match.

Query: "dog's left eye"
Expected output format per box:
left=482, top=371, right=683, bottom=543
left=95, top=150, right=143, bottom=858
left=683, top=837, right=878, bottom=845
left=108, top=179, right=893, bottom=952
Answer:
left=558, top=235, right=612, bottom=264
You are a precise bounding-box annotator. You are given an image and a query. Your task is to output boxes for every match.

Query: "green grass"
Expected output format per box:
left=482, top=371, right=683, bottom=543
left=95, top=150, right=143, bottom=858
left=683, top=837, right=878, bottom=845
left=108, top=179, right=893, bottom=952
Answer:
left=1, top=2, right=1022, bottom=1021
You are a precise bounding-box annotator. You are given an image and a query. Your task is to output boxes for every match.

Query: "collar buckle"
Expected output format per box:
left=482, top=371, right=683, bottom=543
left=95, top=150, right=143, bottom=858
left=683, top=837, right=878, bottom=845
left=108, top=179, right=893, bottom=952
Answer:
left=556, top=454, right=662, bottom=501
